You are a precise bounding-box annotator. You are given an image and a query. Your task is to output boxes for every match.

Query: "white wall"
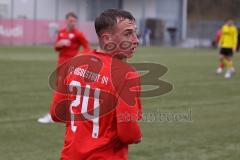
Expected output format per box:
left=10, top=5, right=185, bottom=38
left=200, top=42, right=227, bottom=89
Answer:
left=37, top=0, right=88, bottom=21
left=156, top=0, right=179, bottom=23
left=123, top=0, right=183, bottom=42
left=155, top=0, right=183, bottom=42
left=13, top=0, right=34, bottom=19
left=78, top=0, right=88, bottom=21
left=37, top=0, right=56, bottom=20
left=0, top=0, right=10, bottom=18
left=123, top=0, right=157, bottom=20
left=58, top=0, right=78, bottom=19
left=1, top=0, right=187, bottom=42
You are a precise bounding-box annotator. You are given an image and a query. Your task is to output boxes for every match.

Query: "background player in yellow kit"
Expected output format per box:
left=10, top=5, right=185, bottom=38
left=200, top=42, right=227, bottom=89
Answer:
left=216, top=19, right=238, bottom=79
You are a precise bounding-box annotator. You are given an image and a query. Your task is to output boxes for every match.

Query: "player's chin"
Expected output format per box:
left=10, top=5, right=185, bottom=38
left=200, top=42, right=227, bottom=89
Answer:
left=120, top=51, right=134, bottom=59
left=113, top=48, right=137, bottom=59
left=123, top=47, right=137, bottom=58
left=127, top=47, right=137, bottom=58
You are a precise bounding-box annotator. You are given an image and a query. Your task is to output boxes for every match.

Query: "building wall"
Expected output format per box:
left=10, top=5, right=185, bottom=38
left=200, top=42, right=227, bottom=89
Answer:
left=0, top=0, right=11, bottom=18
left=13, top=0, right=35, bottom=19
left=0, top=0, right=88, bottom=20
left=58, top=0, right=78, bottom=20
left=123, top=0, right=185, bottom=43
left=87, top=0, right=120, bottom=20
left=36, top=0, right=56, bottom=20
left=156, top=0, right=181, bottom=43
left=123, top=0, right=157, bottom=20
left=0, top=0, right=187, bottom=44
left=78, top=0, right=88, bottom=21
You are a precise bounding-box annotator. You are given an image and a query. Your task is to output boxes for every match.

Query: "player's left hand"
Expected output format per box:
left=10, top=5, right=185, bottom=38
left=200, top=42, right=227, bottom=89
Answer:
left=233, top=48, right=236, bottom=53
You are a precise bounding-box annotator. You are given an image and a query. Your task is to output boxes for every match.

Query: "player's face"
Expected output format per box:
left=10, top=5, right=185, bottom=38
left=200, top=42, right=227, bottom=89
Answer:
left=226, top=20, right=234, bottom=26
left=66, top=16, right=77, bottom=30
left=106, top=18, right=139, bottom=58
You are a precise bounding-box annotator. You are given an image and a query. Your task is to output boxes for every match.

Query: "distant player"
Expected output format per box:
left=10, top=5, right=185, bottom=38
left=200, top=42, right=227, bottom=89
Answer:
left=216, top=19, right=238, bottom=79
left=50, top=9, right=142, bottom=159
left=38, top=12, right=90, bottom=123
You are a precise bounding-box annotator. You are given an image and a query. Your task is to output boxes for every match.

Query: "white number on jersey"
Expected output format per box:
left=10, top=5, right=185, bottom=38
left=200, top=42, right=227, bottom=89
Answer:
left=69, top=80, right=100, bottom=138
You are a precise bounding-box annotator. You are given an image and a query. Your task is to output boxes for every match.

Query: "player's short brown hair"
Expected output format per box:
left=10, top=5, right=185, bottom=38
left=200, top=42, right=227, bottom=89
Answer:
left=66, top=12, right=78, bottom=19
left=95, top=9, right=135, bottom=37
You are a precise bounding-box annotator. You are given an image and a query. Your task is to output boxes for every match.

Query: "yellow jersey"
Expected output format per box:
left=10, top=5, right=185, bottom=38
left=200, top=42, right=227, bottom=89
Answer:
left=219, top=24, right=238, bottom=49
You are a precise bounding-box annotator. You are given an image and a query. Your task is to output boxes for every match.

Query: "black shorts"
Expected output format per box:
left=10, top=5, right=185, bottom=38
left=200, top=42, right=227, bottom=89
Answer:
left=220, top=48, right=233, bottom=57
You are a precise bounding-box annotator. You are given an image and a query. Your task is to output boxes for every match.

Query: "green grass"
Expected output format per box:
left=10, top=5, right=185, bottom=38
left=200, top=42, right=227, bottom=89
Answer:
left=0, top=46, right=240, bottom=160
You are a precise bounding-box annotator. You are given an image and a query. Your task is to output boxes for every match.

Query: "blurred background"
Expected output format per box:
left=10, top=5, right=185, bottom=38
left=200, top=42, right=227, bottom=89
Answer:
left=1, top=0, right=240, bottom=47
left=2, top=0, right=186, bottom=46
left=1, top=1, right=240, bottom=160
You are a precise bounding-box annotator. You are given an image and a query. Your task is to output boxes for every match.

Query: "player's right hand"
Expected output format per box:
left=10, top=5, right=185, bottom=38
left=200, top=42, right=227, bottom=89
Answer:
left=58, top=39, right=71, bottom=47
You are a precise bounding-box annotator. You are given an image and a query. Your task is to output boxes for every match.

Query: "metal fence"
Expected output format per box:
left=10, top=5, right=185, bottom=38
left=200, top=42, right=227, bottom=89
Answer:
left=188, top=20, right=240, bottom=39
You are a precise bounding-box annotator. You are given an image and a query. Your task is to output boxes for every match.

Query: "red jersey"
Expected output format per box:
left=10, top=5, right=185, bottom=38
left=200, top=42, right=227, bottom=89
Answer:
left=54, top=27, right=90, bottom=65
left=215, top=29, right=222, bottom=45
left=50, top=50, right=142, bottom=160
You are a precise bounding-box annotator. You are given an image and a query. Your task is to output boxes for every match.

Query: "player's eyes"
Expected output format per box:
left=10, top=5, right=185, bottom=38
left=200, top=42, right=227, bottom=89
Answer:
left=124, top=32, right=131, bottom=37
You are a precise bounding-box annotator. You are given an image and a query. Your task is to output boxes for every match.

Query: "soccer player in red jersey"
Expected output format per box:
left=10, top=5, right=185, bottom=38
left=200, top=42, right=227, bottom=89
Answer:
left=38, top=12, right=90, bottom=123
left=54, top=12, right=90, bottom=65
left=50, top=9, right=142, bottom=159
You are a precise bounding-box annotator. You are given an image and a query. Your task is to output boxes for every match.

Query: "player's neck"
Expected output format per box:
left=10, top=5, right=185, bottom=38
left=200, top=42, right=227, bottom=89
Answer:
left=96, top=47, right=113, bottom=56
left=96, top=47, right=127, bottom=61
left=66, top=27, right=74, bottom=32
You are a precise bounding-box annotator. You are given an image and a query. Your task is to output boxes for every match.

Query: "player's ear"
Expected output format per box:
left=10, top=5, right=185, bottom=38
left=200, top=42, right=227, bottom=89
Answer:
left=101, top=33, right=112, bottom=43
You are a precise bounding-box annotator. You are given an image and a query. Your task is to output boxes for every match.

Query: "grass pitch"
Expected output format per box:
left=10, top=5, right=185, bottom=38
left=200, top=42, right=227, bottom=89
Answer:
left=0, top=46, right=240, bottom=160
